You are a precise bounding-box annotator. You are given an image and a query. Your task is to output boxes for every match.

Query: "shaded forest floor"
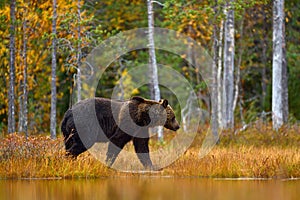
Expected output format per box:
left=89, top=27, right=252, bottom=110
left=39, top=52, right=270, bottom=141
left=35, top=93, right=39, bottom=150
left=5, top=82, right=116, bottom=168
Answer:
left=0, top=124, right=299, bottom=179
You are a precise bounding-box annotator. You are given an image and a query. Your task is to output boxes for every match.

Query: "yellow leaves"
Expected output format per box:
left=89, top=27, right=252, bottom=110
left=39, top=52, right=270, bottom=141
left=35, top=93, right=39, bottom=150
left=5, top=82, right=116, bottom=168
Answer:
left=188, top=20, right=194, bottom=25
left=168, top=5, right=211, bottom=45
left=131, top=88, right=139, bottom=96
left=117, top=17, right=125, bottom=24
left=182, top=66, right=188, bottom=72
left=285, top=17, right=289, bottom=23
left=0, top=47, right=8, bottom=57
left=27, top=76, right=34, bottom=90
left=32, top=14, right=40, bottom=24
left=57, top=92, right=64, bottom=99
left=0, top=108, right=6, bottom=115
left=121, top=69, right=128, bottom=77
left=0, top=0, right=97, bottom=132
left=0, top=5, right=10, bottom=19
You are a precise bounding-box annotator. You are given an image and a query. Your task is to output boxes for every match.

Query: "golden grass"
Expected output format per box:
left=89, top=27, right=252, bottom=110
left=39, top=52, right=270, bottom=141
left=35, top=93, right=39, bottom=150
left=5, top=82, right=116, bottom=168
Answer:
left=164, top=146, right=300, bottom=178
left=0, top=124, right=299, bottom=179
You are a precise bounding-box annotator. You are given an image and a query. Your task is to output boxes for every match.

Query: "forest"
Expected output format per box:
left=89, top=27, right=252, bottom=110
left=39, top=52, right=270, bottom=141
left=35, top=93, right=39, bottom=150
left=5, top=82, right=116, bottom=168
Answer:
left=0, top=0, right=300, bottom=179
left=0, top=0, right=299, bottom=136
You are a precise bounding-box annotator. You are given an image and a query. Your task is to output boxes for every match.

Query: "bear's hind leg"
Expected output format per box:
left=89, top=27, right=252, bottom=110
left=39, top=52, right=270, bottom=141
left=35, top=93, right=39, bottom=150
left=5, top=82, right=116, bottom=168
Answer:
left=64, top=129, right=87, bottom=158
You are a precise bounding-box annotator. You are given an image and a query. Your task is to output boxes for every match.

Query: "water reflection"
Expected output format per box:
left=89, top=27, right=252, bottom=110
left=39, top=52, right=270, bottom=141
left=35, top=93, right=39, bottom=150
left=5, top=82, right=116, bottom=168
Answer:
left=0, top=178, right=299, bottom=200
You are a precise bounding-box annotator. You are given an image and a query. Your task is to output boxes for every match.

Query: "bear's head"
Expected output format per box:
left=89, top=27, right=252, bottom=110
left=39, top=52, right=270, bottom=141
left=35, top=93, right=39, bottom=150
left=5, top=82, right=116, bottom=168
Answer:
left=130, top=96, right=180, bottom=131
left=158, top=99, right=180, bottom=131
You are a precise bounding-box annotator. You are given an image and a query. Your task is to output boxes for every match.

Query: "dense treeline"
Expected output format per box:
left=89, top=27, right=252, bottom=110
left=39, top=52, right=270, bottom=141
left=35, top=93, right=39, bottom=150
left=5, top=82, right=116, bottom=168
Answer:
left=0, top=0, right=299, bottom=135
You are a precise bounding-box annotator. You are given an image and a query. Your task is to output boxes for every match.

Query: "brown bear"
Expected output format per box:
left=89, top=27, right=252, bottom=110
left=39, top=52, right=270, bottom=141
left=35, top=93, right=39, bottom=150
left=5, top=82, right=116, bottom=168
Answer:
left=61, top=96, right=180, bottom=169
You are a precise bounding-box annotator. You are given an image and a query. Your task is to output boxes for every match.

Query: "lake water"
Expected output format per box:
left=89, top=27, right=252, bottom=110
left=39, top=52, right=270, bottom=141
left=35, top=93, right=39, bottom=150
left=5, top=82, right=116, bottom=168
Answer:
left=0, top=177, right=299, bottom=200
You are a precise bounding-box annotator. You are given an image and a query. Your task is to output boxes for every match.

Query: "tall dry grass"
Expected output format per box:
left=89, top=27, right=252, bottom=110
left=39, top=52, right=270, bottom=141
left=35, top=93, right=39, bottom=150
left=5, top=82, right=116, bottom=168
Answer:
left=0, top=124, right=299, bottom=179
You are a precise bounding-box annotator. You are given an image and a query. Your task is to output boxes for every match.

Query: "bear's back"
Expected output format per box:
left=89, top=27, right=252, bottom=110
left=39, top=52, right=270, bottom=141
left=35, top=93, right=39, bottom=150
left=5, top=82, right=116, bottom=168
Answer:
left=72, top=97, right=125, bottom=114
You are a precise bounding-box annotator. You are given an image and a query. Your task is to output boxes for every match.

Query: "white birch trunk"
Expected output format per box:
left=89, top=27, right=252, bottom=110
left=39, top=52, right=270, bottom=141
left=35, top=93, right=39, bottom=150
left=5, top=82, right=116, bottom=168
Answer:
left=147, top=0, right=163, bottom=140
left=211, top=22, right=218, bottom=137
left=181, top=91, right=196, bottom=132
left=8, top=0, right=16, bottom=133
left=222, top=0, right=235, bottom=129
left=272, top=0, right=285, bottom=130
left=118, top=59, right=126, bottom=100
left=77, top=0, right=82, bottom=102
left=18, top=7, right=28, bottom=137
left=233, top=11, right=245, bottom=117
left=147, top=0, right=160, bottom=101
left=50, top=0, right=57, bottom=139
left=18, top=83, right=23, bottom=133
left=77, top=69, right=81, bottom=102
left=217, top=20, right=223, bottom=128
left=23, top=15, right=28, bottom=137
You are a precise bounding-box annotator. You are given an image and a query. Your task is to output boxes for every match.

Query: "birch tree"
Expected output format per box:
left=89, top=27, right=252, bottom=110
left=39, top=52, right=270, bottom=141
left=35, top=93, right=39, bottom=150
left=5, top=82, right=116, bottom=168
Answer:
left=222, top=0, right=235, bottom=129
left=50, top=0, right=57, bottom=139
left=147, top=0, right=163, bottom=140
left=8, top=0, right=16, bottom=133
left=22, top=12, right=28, bottom=137
left=76, top=0, right=82, bottom=102
left=272, top=0, right=288, bottom=130
left=147, top=0, right=160, bottom=101
left=18, top=4, right=29, bottom=137
left=211, top=18, right=219, bottom=137
left=217, top=19, right=223, bottom=128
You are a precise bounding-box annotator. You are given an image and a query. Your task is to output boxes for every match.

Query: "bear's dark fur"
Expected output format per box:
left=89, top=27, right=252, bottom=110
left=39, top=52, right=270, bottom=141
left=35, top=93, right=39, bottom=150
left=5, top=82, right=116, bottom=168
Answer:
left=61, top=96, right=180, bottom=169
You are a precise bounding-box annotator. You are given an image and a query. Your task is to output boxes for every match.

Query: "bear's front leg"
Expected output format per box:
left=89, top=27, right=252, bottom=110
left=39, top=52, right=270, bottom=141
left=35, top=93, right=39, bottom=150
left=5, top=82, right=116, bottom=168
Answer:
left=106, top=133, right=131, bottom=167
left=133, top=137, right=153, bottom=169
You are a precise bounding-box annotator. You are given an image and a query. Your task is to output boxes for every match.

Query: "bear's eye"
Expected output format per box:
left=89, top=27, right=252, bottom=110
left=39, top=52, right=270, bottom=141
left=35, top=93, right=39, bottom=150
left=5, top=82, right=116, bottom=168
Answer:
left=171, top=117, right=175, bottom=122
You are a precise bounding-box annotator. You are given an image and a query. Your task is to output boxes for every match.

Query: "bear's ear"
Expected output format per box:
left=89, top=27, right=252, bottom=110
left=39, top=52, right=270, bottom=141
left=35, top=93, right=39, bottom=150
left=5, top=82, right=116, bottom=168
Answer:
left=131, top=96, right=145, bottom=103
left=160, top=99, right=168, bottom=108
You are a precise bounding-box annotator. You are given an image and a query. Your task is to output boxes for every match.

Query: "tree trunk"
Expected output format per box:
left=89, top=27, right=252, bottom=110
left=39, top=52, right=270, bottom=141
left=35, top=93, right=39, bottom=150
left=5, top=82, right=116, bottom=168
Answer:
left=147, top=0, right=160, bottom=101
left=181, top=91, right=194, bottom=132
left=222, top=0, right=235, bottom=129
left=232, top=11, right=247, bottom=130
left=18, top=83, right=23, bottom=133
left=211, top=21, right=218, bottom=137
left=50, top=0, right=57, bottom=139
left=17, top=6, right=29, bottom=137
left=272, top=0, right=285, bottom=130
left=281, top=13, right=288, bottom=123
left=233, top=11, right=245, bottom=115
left=76, top=0, right=82, bottom=102
left=118, top=59, right=126, bottom=100
left=217, top=20, right=223, bottom=128
left=23, top=15, right=28, bottom=137
left=147, top=0, right=163, bottom=140
left=8, top=0, right=16, bottom=133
